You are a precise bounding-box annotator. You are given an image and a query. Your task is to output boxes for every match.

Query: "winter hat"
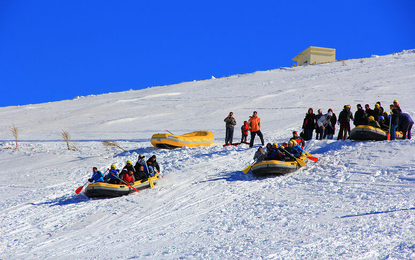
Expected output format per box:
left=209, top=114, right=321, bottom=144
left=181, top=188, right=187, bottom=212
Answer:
left=357, top=104, right=362, bottom=108
left=328, top=108, right=333, bottom=112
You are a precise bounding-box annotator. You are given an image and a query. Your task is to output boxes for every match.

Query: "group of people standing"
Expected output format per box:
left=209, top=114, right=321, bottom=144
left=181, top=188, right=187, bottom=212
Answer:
left=89, top=154, right=160, bottom=185
left=302, top=100, right=413, bottom=141
left=224, top=111, right=265, bottom=147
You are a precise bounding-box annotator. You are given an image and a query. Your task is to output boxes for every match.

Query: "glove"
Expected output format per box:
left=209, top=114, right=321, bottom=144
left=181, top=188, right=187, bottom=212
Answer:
left=88, top=178, right=93, bottom=182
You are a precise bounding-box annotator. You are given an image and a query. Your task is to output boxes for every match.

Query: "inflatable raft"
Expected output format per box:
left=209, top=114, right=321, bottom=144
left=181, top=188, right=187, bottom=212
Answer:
left=151, top=131, right=214, bottom=149
left=84, top=174, right=160, bottom=198
left=251, top=154, right=308, bottom=177
left=350, top=125, right=403, bottom=141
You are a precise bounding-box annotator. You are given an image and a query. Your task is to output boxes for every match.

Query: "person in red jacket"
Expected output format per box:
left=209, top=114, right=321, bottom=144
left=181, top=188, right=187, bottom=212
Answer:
left=290, top=131, right=305, bottom=149
left=122, top=170, right=135, bottom=185
left=241, top=121, right=250, bottom=143
left=249, top=111, right=264, bottom=147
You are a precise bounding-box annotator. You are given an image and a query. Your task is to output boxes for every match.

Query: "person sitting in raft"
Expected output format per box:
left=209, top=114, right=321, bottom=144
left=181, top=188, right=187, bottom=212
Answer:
left=265, top=143, right=273, bottom=157
left=104, top=164, right=120, bottom=184
left=147, top=155, right=160, bottom=173
left=134, top=154, right=146, bottom=171
left=123, top=160, right=135, bottom=173
left=134, top=165, right=148, bottom=182
left=144, top=160, right=156, bottom=177
left=367, top=116, right=381, bottom=128
left=89, top=167, right=105, bottom=183
left=267, top=143, right=284, bottom=160
left=290, top=131, right=305, bottom=149
left=122, top=170, right=135, bottom=185
left=285, top=140, right=304, bottom=158
left=254, top=146, right=266, bottom=162
left=378, top=116, right=389, bottom=131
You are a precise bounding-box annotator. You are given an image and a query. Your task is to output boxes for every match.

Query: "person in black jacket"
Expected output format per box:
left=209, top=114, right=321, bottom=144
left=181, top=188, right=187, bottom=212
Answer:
left=147, top=155, right=160, bottom=173
left=354, top=104, right=367, bottom=126
left=337, top=105, right=354, bottom=140
left=373, top=103, right=383, bottom=121
left=398, top=112, right=413, bottom=139
left=134, top=165, right=148, bottom=182
left=302, top=108, right=316, bottom=141
left=326, top=108, right=337, bottom=139
left=365, top=104, right=374, bottom=118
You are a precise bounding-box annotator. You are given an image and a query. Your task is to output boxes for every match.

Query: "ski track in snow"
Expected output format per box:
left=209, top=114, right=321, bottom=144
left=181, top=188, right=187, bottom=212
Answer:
left=1, top=51, right=415, bottom=259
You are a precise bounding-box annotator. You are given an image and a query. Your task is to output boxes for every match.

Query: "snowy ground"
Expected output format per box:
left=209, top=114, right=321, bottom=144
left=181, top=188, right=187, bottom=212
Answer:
left=1, top=50, right=415, bottom=259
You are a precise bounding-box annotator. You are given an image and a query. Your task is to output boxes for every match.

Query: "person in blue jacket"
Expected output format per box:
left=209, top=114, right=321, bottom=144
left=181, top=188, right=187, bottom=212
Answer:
left=104, top=164, right=119, bottom=184
left=285, top=140, right=304, bottom=158
left=89, top=167, right=105, bottom=183
left=398, top=113, right=414, bottom=139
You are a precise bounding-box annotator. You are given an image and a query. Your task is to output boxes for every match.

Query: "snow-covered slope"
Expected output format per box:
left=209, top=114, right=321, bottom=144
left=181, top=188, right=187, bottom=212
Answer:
left=1, top=50, right=415, bottom=259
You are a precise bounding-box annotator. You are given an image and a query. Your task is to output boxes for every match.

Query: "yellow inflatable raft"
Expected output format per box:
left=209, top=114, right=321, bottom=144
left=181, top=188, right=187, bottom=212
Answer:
left=85, top=173, right=160, bottom=198
left=251, top=153, right=309, bottom=177
left=151, top=131, right=214, bottom=149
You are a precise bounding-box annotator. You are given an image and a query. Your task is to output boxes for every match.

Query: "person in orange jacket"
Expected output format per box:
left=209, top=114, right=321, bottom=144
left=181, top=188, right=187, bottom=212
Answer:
left=248, top=111, right=264, bottom=147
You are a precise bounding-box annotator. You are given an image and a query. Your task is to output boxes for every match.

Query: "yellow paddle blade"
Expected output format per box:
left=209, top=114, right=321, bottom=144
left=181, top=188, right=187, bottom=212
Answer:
left=296, top=158, right=306, bottom=167
left=242, top=165, right=252, bottom=174
left=149, top=178, right=154, bottom=188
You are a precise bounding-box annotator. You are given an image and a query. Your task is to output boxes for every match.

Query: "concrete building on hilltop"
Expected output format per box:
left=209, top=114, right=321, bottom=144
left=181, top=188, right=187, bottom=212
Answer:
left=292, top=46, right=336, bottom=66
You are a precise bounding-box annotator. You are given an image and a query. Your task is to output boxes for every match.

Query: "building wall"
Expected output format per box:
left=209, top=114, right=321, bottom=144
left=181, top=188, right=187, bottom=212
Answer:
left=292, top=47, right=336, bottom=66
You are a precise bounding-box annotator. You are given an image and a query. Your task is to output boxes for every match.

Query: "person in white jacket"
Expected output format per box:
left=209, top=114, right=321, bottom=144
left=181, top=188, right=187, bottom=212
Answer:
left=316, top=111, right=333, bottom=140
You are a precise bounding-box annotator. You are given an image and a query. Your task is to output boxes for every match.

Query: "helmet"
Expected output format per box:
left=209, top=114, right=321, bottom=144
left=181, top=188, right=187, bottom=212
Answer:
left=282, top=142, right=288, bottom=147
left=384, top=112, right=388, bottom=116
left=291, top=140, right=297, bottom=145
left=375, top=103, right=380, bottom=108
left=273, top=142, right=278, bottom=147
left=368, top=116, right=374, bottom=121
left=139, top=154, right=145, bottom=158
left=127, top=160, right=132, bottom=165
left=379, top=116, right=385, bottom=120
left=111, top=164, right=116, bottom=169
left=393, top=100, right=398, bottom=104
left=346, top=105, right=351, bottom=109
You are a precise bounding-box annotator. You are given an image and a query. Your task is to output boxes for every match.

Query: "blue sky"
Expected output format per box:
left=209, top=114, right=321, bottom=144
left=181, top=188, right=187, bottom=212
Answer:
left=1, top=1, right=414, bottom=107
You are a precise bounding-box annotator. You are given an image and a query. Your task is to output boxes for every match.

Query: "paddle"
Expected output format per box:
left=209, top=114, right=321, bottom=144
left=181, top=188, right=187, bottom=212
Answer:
left=305, top=153, right=319, bottom=162
left=75, top=180, right=90, bottom=195
left=113, top=174, right=140, bottom=193
left=75, top=169, right=107, bottom=195
left=387, top=112, right=392, bottom=141
left=306, top=156, right=319, bottom=162
left=243, top=158, right=258, bottom=174
left=281, top=147, right=306, bottom=167
left=144, top=162, right=155, bottom=188
left=165, top=130, right=174, bottom=135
